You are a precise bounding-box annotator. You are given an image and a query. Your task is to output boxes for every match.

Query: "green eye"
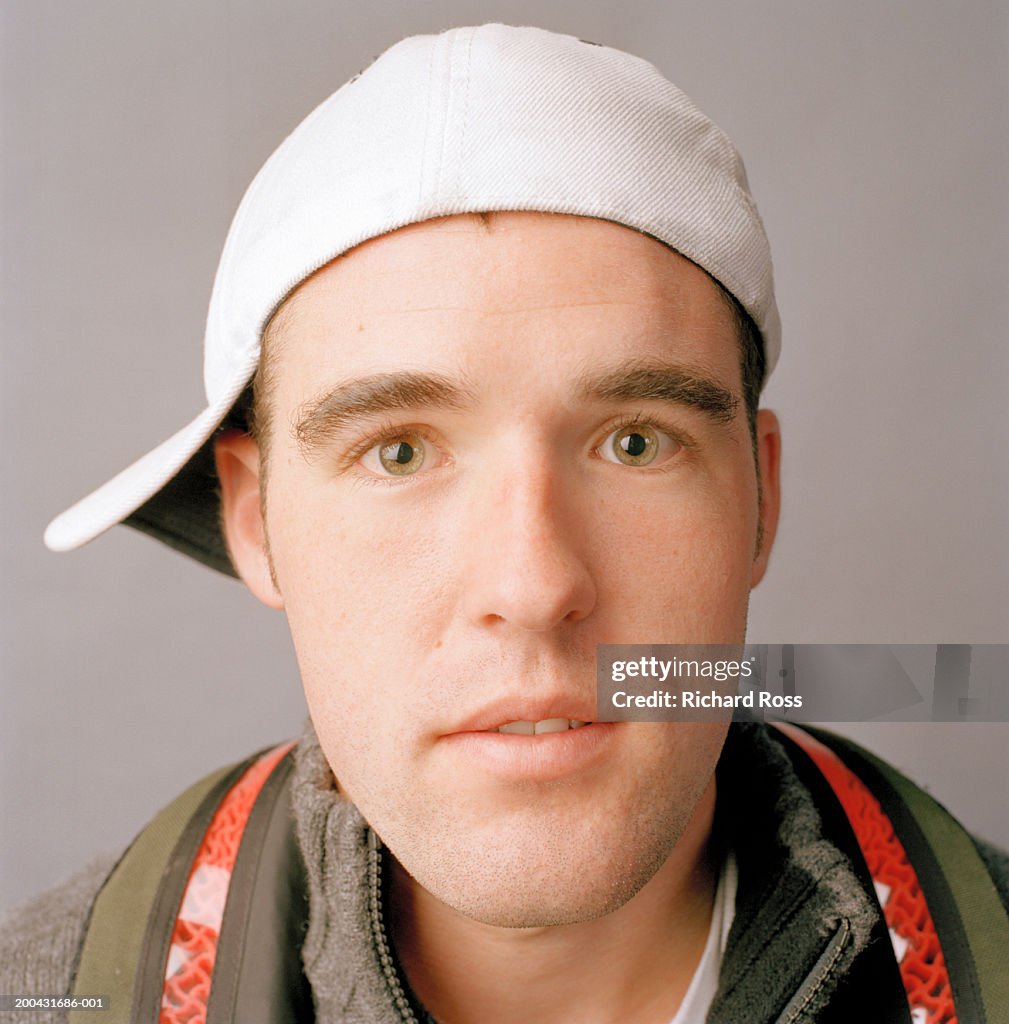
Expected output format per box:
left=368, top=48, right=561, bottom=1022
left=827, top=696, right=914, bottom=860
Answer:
left=612, top=424, right=658, bottom=466
left=365, top=436, right=426, bottom=476
left=600, top=423, right=679, bottom=467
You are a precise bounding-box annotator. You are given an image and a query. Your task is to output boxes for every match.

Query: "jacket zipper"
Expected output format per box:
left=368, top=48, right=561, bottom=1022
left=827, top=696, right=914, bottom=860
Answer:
left=368, top=830, right=423, bottom=1024
left=774, top=918, right=852, bottom=1024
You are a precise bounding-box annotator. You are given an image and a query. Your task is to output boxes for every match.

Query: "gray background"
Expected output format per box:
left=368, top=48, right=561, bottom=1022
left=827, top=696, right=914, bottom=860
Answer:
left=2, top=1, right=1007, bottom=914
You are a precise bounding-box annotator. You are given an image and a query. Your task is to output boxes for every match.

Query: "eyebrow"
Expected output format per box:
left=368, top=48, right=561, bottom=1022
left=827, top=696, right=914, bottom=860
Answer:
left=293, top=372, right=475, bottom=455
left=293, top=359, right=739, bottom=455
left=575, top=361, right=739, bottom=425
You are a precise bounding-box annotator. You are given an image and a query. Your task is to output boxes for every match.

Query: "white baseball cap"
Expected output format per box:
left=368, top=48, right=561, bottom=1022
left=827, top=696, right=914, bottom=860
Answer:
left=44, top=23, right=780, bottom=575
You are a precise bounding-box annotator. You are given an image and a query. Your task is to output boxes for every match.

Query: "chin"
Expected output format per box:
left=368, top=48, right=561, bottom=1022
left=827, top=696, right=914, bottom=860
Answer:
left=389, top=799, right=691, bottom=929
left=440, top=872, right=659, bottom=930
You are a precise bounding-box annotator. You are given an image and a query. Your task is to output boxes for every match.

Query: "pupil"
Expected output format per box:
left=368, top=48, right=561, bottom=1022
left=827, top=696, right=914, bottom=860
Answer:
left=623, top=433, right=647, bottom=457
left=394, top=442, right=414, bottom=465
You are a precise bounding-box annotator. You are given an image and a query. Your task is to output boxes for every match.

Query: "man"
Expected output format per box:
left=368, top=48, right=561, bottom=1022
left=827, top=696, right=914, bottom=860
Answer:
left=5, top=24, right=1007, bottom=1024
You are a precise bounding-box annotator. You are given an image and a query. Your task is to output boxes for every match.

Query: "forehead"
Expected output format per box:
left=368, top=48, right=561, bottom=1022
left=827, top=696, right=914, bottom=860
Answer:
left=266, top=212, right=739, bottom=393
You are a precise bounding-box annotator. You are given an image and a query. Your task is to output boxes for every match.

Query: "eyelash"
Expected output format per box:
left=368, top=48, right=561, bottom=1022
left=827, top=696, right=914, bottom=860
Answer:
left=337, top=411, right=693, bottom=484
left=336, top=418, right=443, bottom=481
left=593, top=411, right=695, bottom=467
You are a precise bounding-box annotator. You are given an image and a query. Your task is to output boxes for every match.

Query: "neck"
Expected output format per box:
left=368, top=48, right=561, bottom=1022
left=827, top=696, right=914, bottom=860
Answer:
left=389, top=778, right=720, bottom=1024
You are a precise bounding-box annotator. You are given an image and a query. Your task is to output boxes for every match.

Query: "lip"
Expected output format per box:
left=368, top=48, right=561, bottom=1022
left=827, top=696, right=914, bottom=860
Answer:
left=438, top=721, right=619, bottom=781
left=447, top=697, right=598, bottom=735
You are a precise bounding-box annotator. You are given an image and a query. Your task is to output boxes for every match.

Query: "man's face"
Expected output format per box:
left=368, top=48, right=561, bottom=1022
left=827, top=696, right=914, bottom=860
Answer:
left=220, top=213, right=779, bottom=927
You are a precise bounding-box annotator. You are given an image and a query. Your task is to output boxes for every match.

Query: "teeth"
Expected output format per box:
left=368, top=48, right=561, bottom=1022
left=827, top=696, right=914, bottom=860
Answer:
left=497, top=721, right=535, bottom=735
left=535, top=718, right=569, bottom=735
left=494, top=719, right=592, bottom=734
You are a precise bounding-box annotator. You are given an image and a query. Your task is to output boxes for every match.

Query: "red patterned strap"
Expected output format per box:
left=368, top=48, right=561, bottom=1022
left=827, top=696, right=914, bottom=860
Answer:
left=159, top=741, right=295, bottom=1024
left=775, top=723, right=955, bottom=1024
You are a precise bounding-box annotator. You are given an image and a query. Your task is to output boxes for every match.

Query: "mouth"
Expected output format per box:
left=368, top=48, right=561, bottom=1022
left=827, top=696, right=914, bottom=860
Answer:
left=451, top=699, right=597, bottom=736
left=492, top=718, right=592, bottom=735
left=441, top=715, right=615, bottom=781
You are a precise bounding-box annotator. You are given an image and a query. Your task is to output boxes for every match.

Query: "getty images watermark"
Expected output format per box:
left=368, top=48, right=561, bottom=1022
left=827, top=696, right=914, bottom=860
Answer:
left=595, top=645, right=1009, bottom=722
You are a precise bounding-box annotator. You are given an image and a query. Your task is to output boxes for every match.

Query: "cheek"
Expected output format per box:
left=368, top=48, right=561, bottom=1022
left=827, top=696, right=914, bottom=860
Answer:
left=270, top=501, right=438, bottom=809
left=591, top=473, right=758, bottom=640
left=265, top=478, right=460, bottom=763
left=270, top=479, right=453, bottom=638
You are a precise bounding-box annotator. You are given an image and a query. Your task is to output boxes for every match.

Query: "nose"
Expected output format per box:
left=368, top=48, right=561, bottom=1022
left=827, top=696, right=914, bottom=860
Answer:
left=460, top=458, right=597, bottom=632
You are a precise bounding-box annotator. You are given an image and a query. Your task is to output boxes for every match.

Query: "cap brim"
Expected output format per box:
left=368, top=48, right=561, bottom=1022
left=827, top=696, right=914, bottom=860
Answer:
left=44, top=389, right=243, bottom=574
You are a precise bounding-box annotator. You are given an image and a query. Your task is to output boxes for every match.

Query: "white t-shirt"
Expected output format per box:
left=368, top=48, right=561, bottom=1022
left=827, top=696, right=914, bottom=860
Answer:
left=667, top=852, right=738, bottom=1024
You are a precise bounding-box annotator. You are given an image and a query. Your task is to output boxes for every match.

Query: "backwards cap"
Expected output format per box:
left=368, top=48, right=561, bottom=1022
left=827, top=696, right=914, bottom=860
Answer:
left=44, top=23, right=780, bottom=575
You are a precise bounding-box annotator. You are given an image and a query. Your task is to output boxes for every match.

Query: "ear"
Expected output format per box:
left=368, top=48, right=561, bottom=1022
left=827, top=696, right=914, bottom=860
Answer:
left=751, top=409, right=781, bottom=587
left=215, top=430, right=284, bottom=609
